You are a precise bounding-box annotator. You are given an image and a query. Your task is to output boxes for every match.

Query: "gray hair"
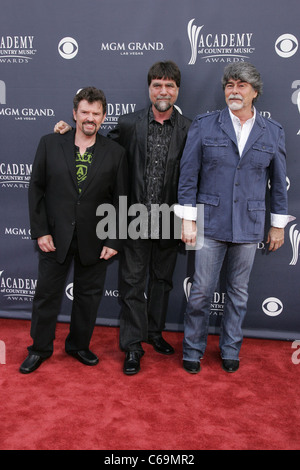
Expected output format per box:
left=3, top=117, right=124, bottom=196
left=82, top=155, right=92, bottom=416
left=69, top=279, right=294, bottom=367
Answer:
left=222, top=62, right=263, bottom=102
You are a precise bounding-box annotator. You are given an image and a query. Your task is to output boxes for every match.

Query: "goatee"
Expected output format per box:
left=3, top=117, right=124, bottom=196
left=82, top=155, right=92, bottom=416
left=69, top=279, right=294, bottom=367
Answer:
left=154, top=101, right=172, bottom=112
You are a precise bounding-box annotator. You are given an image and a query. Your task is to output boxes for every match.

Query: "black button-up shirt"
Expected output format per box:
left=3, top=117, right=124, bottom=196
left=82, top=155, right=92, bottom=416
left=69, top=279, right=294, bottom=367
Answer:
left=143, top=108, right=175, bottom=237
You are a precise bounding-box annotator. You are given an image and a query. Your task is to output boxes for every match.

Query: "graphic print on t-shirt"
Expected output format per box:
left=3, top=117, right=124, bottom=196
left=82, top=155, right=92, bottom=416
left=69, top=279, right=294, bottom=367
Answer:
left=75, top=146, right=94, bottom=193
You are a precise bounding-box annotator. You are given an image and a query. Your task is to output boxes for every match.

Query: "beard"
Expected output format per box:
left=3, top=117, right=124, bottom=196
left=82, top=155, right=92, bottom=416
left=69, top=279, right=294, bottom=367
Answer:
left=82, top=121, right=97, bottom=136
left=228, top=94, right=244, bottom=111
left=153, top=98, right=172, bottom=112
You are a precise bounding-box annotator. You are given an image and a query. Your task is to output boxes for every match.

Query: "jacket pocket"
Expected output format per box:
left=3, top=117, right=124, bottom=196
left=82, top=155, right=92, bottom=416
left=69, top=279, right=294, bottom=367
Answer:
left=247, top=199, right=266, bottom=235
left=197, top=193, right=220, bottom=229
left=197, top=193, right=220, bottom=206
left=202, top=138, right=228, bottom=163
left=247, top=200, right=266, bottom=212
left=251, top=143, right=273, bottom=168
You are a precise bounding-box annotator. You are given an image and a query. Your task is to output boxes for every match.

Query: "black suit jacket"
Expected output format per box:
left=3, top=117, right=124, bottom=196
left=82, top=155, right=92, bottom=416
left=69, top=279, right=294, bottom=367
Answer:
left=108, top=106, right=191, bottom=207
left=29, top=129, right=128, bottom=265
left=108, top=107, right=191, bottom=245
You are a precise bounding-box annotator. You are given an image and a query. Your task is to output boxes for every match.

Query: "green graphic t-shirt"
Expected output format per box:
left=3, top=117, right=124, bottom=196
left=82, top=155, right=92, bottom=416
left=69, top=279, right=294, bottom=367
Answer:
left=75, top=144, right=95, bottom=193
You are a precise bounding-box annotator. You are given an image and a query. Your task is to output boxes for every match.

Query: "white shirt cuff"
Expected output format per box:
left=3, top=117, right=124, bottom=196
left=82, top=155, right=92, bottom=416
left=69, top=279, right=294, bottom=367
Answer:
left=174, top=204, right=197, bottom=221
left=271, top=213, right=296, bottom=228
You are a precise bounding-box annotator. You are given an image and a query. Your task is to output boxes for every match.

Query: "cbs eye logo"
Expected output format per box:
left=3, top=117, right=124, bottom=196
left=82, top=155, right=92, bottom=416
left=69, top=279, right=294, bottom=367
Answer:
left=65, top=283, right=74, bottom=300
left=275, top=34, right=298, bottom=58
left=58, top=37, right=78, bottom=59
left=262, top=297, right=283, bottom=316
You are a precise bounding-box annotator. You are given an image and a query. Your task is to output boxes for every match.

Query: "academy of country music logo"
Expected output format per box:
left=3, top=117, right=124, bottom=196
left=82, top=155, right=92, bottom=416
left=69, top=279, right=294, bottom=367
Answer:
left=292, top=80, right=300, bottom=113
left=187, top=19, right=255, bottom=65
left=0, top=162, right=32, bottom=189
left=183, top=277, right=225, bottom=316
left=0, top=35, right=37, bottom=64
left=184, top=280, right=285, bottom=318
left=102, top=104, right=182, bottom=131
left=289, top=224, right=300, bottom=266
left=0, top=270, right=36, bottom=303
left=102, top=103, right=137, bottom=130
left=291, top=80, right=300, bottom=135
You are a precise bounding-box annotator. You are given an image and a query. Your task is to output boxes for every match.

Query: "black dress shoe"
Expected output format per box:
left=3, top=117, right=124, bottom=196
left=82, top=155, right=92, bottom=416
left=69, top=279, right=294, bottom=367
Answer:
left=19, top=354, right=47, bottom=374
left=123, top=351, right=142, bottom=375
left=67, top=349, right=99, bottom=366
left=222, top=359, right=239, bottom=373
left=148, top=336, right=175, bottom=355
left=183, top=360, right=201, bottom=374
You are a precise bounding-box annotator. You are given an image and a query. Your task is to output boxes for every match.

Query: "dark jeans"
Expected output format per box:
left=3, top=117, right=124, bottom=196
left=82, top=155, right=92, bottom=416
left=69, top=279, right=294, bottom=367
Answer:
left=28, top=235, right=107, bottom=358
left=119, top=238, right=178, bottom=352
left=183, top=238, right=257, bottom=362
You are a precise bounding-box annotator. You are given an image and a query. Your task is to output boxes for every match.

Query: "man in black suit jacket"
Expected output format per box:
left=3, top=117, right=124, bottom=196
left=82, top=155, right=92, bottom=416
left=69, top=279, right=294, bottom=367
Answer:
left=108, top=62, right=191, bottom=374
left=54, top=62, right=191, bottom=375
left=20, top=87, right=127, bottom=374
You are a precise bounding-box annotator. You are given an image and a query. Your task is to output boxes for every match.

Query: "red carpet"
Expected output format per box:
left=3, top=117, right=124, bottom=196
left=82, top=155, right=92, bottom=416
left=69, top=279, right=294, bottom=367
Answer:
left=0, top=318, right=299, bottom=450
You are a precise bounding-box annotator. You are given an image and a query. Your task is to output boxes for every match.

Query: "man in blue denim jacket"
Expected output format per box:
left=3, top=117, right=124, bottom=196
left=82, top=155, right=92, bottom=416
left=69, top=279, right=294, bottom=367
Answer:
left=175, top=62, right=293, bottom=374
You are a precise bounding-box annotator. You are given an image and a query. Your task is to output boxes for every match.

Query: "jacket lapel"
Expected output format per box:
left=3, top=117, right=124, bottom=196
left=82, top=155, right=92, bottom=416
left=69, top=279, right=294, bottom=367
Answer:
left=168, top=110, right=188, bottom=159
left=135, top=109, right=148, bottom=170
left=240, top=112, right=265, bottom=158
left=219, top=108, right=238, bottom=147
left=219, top=107, right=266, bottom=158
left=61, top=129, right=78, bottom=190
left=163, top=110, right=189, bottom=183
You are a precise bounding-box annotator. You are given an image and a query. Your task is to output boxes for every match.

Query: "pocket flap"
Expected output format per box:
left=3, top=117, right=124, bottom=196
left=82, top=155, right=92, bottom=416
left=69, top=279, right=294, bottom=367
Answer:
left=252, top=143, right=274, bottom=154
left=203, top=138, right=228, bottom=147
left=197, top=193, right=220, bottom=206
left=247, top=200, right=266, bottom=211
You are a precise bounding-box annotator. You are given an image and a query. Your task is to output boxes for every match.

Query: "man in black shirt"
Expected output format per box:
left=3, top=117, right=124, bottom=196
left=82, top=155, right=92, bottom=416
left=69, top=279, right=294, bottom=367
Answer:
left=108, top=62, right=191, bottom=374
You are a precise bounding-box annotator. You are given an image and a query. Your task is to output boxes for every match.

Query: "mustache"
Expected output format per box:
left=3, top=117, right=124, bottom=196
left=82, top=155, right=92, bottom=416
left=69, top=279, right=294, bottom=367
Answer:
left=157, top=95, right=172, bottom=100
left=228, top=94, right=243, bottom=101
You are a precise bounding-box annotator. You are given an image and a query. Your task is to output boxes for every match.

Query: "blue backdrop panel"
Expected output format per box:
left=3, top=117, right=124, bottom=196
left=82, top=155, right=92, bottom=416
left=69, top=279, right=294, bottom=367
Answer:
left=1, top=0, right=299, bottom=340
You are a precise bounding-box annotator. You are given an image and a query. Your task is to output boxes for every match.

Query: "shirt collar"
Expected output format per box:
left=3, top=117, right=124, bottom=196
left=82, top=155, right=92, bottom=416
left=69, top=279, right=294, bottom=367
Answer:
left=75, top=143, right=96, bottom=153
left=229, top=106, right=256, bottom=126
left=148, top=106, right=176, bottom=126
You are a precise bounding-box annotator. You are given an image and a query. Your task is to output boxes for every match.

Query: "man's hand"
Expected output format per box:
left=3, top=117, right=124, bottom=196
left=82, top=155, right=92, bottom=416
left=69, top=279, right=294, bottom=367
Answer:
left=100, top=246, right=118, bottom=260
left=181, top=219, right=197, bottom=246
left=54, top=121, right=72, bottom=134
left=267, top=227, right=284, bottom=252
left=38, top=235, right=56, bottom=252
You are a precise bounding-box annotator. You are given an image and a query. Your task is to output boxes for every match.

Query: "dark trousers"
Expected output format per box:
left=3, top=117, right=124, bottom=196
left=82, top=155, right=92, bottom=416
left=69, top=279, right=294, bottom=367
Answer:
left=119, top=238, right=178, bottom=352
left=28, top=235, right=107, bottom=358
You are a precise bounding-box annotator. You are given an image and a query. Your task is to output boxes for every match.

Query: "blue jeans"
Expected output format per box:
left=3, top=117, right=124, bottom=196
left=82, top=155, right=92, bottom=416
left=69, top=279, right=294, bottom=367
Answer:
left=183, top=238, right=257, bottom=362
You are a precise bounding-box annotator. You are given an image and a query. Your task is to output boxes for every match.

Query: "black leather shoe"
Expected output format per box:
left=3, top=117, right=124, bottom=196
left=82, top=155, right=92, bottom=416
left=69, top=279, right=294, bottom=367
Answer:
left=222, top=359, right=239, bottom=373
left=183, top=360, right=200, bottom=374
left=67, top=349, right=99, bottom=366
left=19, top=354, right=47, bottom=374
left=148, top=336, right=174, bottom=355
left=123, top=351, right=142, bottom=375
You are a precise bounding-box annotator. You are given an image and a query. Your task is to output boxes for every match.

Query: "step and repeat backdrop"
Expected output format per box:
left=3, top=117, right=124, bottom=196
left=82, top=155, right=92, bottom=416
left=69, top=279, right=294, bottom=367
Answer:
left=1, top=0, right=299, bottom=340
